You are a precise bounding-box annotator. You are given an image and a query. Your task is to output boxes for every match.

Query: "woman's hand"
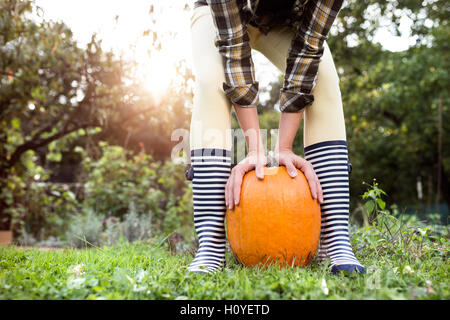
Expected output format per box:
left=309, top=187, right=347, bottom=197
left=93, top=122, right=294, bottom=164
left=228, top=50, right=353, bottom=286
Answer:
left=275, top=149, right=324, bottom=204
left=225, top=151, right=267, bottom=210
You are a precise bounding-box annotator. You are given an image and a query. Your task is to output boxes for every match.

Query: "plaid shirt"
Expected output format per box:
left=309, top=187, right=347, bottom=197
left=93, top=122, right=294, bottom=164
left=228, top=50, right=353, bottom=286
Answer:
left=203, top=0, right=344, bottom=112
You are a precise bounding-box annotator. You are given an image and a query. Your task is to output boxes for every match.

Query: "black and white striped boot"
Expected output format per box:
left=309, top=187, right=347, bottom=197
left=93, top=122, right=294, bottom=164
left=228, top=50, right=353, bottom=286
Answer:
left=304, top=140, right=365, bottom=275
left=187, top=148, right=231, bottom=274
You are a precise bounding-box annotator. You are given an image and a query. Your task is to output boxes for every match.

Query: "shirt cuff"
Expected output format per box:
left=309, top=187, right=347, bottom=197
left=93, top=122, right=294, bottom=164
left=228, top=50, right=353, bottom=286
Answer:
left=223, top=82, right=259, bottom=107
left=279, top=89, right=314, bottom=112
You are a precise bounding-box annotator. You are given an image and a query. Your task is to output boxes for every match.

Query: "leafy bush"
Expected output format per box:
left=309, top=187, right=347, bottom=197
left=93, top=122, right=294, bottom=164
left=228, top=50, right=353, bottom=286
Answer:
left=79, top=142, right=193, bottom=236
left=121, top=202, right=152, bottom=243
left=354, top=181, right=449, bottom=266
left=79, top=143, right=163, bottom=218
left=65, top=202, right=154, bottom=248
left=9, top=141, right=193, bottom=245
left=65, top=209, right=105, bottom=248
left=3, top=149, right=80, bottom=240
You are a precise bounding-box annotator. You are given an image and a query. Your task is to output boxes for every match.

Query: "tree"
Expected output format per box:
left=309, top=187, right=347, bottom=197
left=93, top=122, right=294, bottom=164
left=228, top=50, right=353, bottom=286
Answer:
left=255, top=0, right=449, bottom=213
left=0, top=0, right=171, bottom=229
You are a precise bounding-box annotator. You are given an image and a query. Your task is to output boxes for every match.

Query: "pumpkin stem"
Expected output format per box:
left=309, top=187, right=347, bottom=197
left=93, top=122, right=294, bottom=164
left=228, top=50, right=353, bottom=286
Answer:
left=266, top=151, right=278, bottom=167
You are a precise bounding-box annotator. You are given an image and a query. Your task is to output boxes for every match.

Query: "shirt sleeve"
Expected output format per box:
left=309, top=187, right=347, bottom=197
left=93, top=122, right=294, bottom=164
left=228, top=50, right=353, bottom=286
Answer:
left=279, top=0, right=344, bottom=113
left=206, top=0, right=259, bottom=108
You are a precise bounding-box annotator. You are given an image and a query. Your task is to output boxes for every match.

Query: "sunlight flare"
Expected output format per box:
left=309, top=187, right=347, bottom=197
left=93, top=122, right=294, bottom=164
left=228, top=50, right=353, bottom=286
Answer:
left=141, top=51, right=177, bottom=99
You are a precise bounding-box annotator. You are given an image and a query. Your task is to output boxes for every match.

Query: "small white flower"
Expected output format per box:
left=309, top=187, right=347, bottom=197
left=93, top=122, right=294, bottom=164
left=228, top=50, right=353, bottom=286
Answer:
left=320, top=278, right=329, bottom=296
left=133, top=285, right=147, bottom=293
left=67, top=277, right=86, bottom=289
left=403, top=265, right=414, bottom=275
left=68, top=264, right=85, bottom=277
left=135, top=269, right=149, bottom=283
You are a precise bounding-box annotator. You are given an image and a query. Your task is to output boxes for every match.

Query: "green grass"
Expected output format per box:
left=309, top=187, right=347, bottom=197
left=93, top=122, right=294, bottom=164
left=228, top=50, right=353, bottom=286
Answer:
left=0, top=222, right=448, bottom=300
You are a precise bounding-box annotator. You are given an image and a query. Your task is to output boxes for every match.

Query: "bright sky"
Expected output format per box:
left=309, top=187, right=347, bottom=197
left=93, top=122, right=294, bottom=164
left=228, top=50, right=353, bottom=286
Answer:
left=35, top=0, right=416, bottom=102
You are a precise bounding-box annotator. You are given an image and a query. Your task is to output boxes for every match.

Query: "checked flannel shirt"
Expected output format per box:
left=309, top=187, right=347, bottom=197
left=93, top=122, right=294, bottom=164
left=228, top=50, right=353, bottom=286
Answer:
left=198, top=0, right=344, bottom=112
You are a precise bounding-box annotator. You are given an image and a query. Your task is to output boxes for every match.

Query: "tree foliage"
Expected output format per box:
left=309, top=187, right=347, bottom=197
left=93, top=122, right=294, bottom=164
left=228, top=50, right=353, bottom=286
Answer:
left=255, top=0, right=449, bottom=212
left=0, top=0, right=448, bottom=234
left=0, top=0, right=193, bottom=230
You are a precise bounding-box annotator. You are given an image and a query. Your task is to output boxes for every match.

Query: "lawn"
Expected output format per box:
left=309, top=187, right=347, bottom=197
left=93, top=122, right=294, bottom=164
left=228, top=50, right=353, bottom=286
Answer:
left=0, top=218, right=448, bottom=300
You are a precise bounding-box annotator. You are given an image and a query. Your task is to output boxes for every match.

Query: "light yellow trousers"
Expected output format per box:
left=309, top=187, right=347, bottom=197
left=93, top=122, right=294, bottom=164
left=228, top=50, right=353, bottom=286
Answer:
left=189, top=5, right=346, bottom=151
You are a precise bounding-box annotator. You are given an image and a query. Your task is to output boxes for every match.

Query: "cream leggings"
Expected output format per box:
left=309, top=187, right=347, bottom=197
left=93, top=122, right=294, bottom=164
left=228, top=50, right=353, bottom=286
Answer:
left=189, top=5, right=347, bottom=151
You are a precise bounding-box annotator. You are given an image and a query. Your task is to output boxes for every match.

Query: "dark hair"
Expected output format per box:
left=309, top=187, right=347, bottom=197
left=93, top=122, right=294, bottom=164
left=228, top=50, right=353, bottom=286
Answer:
left=246, top=0, right=298, bottom=35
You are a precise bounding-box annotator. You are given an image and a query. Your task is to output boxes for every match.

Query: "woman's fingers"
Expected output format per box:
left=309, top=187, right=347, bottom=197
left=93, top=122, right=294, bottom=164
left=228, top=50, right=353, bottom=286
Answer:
left=255, top=159, right=265, bottom=179
left=225, top=174, right=230, bottom=208
left=279, top=153, right=323, bottom=203
left=296, top=158, right=319, bottom=201
left=305, top=171, right=318, bottom=200
left=232, top=167, right=244, bottom=207
left=284, top=160, right=298, bottom=178
left=316, top=178, right=324, bottom=204
left=227, top=163, right=255, bottom=210
left=227, top=153, right=324, bottom=209
left=225, top=172, right=235, bottom=210
left=247, top=152, right=265, bottom=179
left=304, top=159, right=323, bottom=204
left=277, top=153, right=296, bottom=178
left=294, top=156, right=323, bottom=203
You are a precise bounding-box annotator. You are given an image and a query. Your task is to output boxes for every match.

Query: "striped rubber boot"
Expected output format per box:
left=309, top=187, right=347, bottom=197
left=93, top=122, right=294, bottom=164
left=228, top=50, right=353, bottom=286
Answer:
left=304, top=140, right=365, bottom=275
left=187, top=148, right=231, bottom=274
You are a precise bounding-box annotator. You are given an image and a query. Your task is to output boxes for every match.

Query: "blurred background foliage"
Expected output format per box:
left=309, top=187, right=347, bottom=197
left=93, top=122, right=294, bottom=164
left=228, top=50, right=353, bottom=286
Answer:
left=0, top=0, right=448, bottom=247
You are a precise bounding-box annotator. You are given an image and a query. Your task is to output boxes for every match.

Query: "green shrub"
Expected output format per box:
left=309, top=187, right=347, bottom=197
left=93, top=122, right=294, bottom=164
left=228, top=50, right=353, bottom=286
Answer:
left=79, top=143, right=193, bottom=237
left=65, top=209, right=105, bottom=248
left=9, top=142, right=193, bottom=245
left=121, top=202, right=152, bottom=243
left=65, top=202, right=154, bottom=248
left=354, top=180, right=449, bottom=265
left=156, top=161, right=193, bottom=236
left=4, top=150, right=80, bottom=241
left=80, top=143, right=164, bottom=218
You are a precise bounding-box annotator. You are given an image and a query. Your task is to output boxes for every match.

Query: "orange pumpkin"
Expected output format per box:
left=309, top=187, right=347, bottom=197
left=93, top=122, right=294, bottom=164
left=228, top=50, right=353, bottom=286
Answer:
left=226, top=166, right=321, bottom=268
